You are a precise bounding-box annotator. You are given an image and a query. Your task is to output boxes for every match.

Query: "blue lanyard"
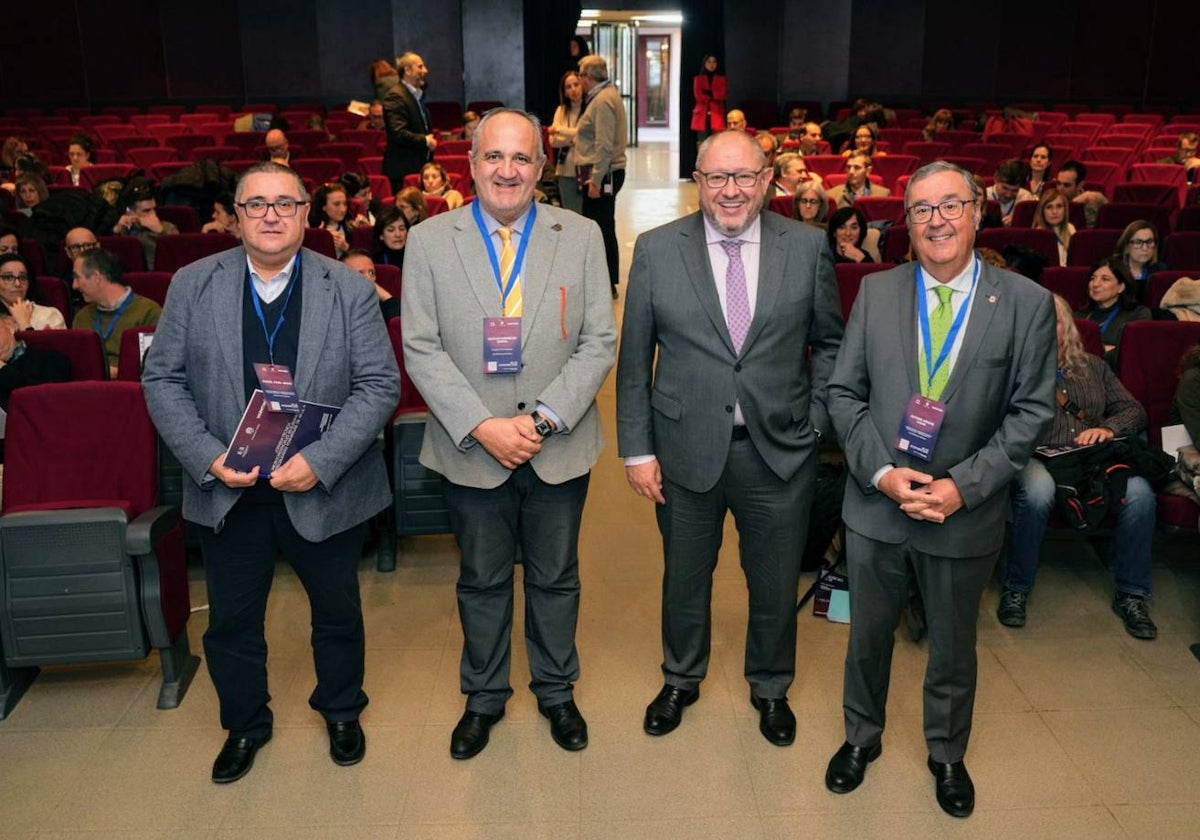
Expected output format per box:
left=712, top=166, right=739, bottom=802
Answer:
left=248, top=252, right=300, bottom=364
left=916, top=256, right=979, bottom=396
left=1098, top=306, right=1121, bottom=334
left=473, top=200, right=535, bottom=308
left=94, top=292, right=134, bottom=342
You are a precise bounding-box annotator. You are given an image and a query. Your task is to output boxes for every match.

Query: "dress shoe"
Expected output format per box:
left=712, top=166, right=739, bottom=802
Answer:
left=643, top=684, right=699, bottom=736
left=824, top=740, right=881, bottom=794
left=450, top=709, right=504, bottom=760
left=928, top=756, right=975, bottom=818
left=997, top=588, right=1028, bottom=628
left=538, top=700, right=588, bottom=751
left=749, top=693, right=796, bottom=746
left=1113, top=592, right=1157, bottom=640
left=211, top=733, right=271, bottom=784
left=327, top=719, right=366, bottom=766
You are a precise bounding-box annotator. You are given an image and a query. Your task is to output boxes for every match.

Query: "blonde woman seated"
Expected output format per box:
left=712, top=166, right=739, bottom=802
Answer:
left=1031, top=188, right=1075, bottom=266
left=421, top=162, right=463, bottom=210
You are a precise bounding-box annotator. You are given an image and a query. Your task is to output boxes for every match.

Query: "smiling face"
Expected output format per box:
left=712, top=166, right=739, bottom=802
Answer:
left=1088, top=264, right=1124, bottom=307
left=323, top=188, right=348, bottom=223
left=236, top=171, right=307, bottom=269
left=853, top=128, right=874, bottom=152
left=470, top=112, right=542, bottom=225
left=835, top=214, right=861, bottom=247
left=694, top=131, right=769, bottom=237
left=907, top=168, right=979, bottom=281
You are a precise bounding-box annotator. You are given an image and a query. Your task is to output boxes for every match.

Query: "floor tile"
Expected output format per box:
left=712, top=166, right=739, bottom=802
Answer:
left=0, top=730, right=109, bottom=833
left=1110, top=802, right=1200, bottom=839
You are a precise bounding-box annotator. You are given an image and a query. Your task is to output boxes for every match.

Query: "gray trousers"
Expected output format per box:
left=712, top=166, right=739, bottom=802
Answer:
left=842, top=528, right=998, bottom=763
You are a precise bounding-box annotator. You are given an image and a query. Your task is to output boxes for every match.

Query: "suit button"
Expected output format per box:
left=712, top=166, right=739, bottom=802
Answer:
left=725, top=405, right=733, bottom=413
left=517, top=402, right=526, bottom=410
left=734, top=363, right=742, bottom=372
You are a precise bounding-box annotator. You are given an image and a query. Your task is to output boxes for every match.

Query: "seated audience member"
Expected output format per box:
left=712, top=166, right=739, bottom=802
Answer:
left=1031, top=187, right=1075, bottom=267
left=797, top=122, right=823, bottom=156
left=306, top=114, right=332, bottom=142
left=340, top=171, right=381, bottom=227
left=1115, top=220, right=1167, bottom=297
left=359, top=100, right=385, bottom=132
left=200, top=193, right=241, bottom=239
left=725, top=109, right=747, bottom=132
left=14, top=173, right=48, bottom=216
left=842, top=123, right=884, bottom=158
left=773, top=152, right=822, bottom=196
left=373, top=204, right=408, bottom=266
left=1159, top=131, right=1200, bottom=180
left=395, top=185, right=430, bottom=226
left=0, top=254, right=67, bottom=330
left=1075, top=256, right=1151, bottom=369
left=922, top=108, right=953, bottom=141
left=112, top=179, right=178, bottom=270
left=828, top=152, right=889, bottom=207
left=827, top=206, right=879, bottom=263
left=1, top=136, right=29, bottom=182
left=999, top=293, right=1157, bottom=639
left=1026, top=144, right=1053, bottom=197
left=62, top=226, right=99, bottom=263
left=986, top=159, right=1035, bottom=226
left=66, top=133, right=95, bottom=186
left=265, top=128, right=291, bottom=165
left=785, top=107, right=807, bottom=137
left=420, top=162, right=463, bottom=210
left=71, top=248, right=161, bottom=377
left=1055, top=160, right=1107, bottom=229
left=0, top=226, right=18, bottom=256
left=755, top=131, right=780, bottom=170
left=13, top=154, right=48, bottom=184
left=1168, top=342, right=1200, bottom=441
left=341, top=248, right=398, bottom=321
left=0, top=303, right=72, bottom=459
left=461, top=110, right=481, bottom=140
left=794, top=182, right=830, bottom=229
left=308, top=182, right=364, bottom=258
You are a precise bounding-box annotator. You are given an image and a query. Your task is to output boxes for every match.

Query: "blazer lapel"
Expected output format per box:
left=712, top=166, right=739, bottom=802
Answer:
left=214, top=248, right=246, bottom=403
left=293, top=248, right=335, bottom=398
left=939, top=259, right=1000, bottom=404
left=517, top=209, right=558, bottom=345
left=897, top=263, right=921, bottom=397
left=740, top=214, right=785, bottom=357
left=453, top=214, right=505, bottom=317
left=678, top=213, right=735, bottom=355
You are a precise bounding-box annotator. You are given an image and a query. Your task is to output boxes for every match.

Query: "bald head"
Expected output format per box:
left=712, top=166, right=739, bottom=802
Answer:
left=265, top=129, right=289, bottom=161
left=726, top=110, right=747, bottom=132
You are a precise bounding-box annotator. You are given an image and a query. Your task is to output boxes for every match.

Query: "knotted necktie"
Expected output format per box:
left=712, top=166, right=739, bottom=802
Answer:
left=499, top=226, right=522, bottom=317
left=923, top=284, right=955, bottom=400
left=719, top=239, right=751, bottom=353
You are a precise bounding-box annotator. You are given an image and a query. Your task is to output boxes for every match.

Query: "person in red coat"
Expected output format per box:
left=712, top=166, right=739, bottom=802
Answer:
left=691, top=55, right=727, bottom=141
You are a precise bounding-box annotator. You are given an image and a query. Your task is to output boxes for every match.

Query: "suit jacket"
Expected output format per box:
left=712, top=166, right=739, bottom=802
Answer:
left=400, top=202, right=617, bottom=489
left=616, top=210, right=844, bottom=493
left=827, top=182, right=891, bottom=208
left=142, top=246, right=400, bottom=542
left=827, top=259, right=1057, bottom=557
left=379, top=75, right=431, bottom=183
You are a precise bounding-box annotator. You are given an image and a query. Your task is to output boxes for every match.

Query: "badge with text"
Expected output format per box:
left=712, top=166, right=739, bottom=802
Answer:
left=253, top=363, right=300, bottom=413
left=483, top=317, right=522, bottom=374
left=895, top=393, right=946, bottom=462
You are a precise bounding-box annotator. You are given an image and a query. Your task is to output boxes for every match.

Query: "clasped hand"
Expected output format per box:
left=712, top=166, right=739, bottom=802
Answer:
left=209, top=452, right=319, bottom=492
left=472, top=415, right=543, bottom=469
left=877, top=467, right=963, bottom=523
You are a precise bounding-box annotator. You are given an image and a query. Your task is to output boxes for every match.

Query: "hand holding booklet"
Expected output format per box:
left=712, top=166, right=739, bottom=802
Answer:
left=224, top=390, right=340, bottom=477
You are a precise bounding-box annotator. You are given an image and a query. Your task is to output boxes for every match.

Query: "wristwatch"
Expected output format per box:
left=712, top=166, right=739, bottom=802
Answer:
left=530, top=409, right=554, bottom=438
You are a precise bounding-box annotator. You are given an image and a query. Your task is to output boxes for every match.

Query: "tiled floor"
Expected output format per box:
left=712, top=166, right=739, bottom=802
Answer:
left=2, top=141, right=1199, bottom=839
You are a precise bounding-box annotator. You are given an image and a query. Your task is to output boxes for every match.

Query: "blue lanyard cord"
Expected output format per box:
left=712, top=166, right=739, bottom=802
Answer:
left=472, top=200, right=536, bottom=306
left=1098, top=306, right=1121, bottom=334
left=248, top=252, right=300, bottom=364
left=94, top=292, right=134, bottom=342
left=915, top=257, right=979, bottom=394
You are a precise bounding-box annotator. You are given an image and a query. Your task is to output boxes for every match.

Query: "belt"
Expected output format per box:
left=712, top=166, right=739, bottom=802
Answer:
left=731, top=425, right=749, bottom=440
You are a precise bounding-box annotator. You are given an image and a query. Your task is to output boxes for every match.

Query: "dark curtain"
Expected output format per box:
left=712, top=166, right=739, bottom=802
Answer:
left=523, top=0, right=583, bottom=125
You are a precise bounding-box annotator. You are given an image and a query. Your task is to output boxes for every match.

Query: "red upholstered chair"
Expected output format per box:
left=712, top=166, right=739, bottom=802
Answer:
left=1074, top=318, right=1104, bottom=357
left=424, top=194, right=449, bottom=216
left=339, top=130, right=385, bottom=154
left=21, top=330, right=108, bottom=380
left=92, top=124, right=139, bottom=145
left=125, top=147, right=180, bottom=168
left=437, top=139, right=472, bottom=157
left=97, top=235, right=148, bottom=273
left=835, top=262, right=895, bottom=319
left=803, top=155, right=845, bottom=179
left=374, top=263, right=401, bottom=300
left=1043, top=267, right=1093, bottom=311
left=34, top=276, right=70, bottom=325
left=978, top=227, right=1060, bottom=268
left=900, top=142, right=950, bottom=162
left=350, top=226, right=375, bottom=252
left=316, top=142, right=366, bottom=172
left=149, top=161, right=191, bottom=182
left=1097, top=203, right=1173, bottom=239
left=1117, top=321, right=1200, bottom=530
left=17, top=238, right=47, bottom=279
left=427, top=102, right=464, bottom=132
left=290, top=158, right=343, bottom=183
left=768, top=195, right=795, bottom=219
left=1079, top=161, right=1123, bottom=192
left=1080, top=146, right=1134, bottom=169
left=1175, top=206, right=1200, bottom=232
left=855, top=196, right=906, bottom=224
left=1111, top=182, right=1184, bottom=209
left=1010, top=200, right=1040, bottom=228
left=155, top=205, right=201, bottom=234
left=883, top=224, right=910, bottom=263
left=303, top=228, right=337, bottom=259
left=0, top=381, right=200, bottom=717
left=124, top=271, right=173, bottom=308
left=879, top=128, right=922, bottom=148
left=870, top=155, right=919, bottom=192
left=153, top=232, right=238, bottom=273
left=1165, top=232, right=1200, bottom=271
left=287, top=129, right=328, bottom=150
left=221, top=132, right=264, bottom=156
left=1146, top=270, right=1196, bottom=310
left=186, top=145, right=238, bottom=164
left=161, top=134, right=215, bottom=156
left=79, top=164, right=136, bottom=189
left=1067, top=228, right=1123, bottom=266
left=360, top=156, right=383, bottom=175
left=960, top=143, right=1012, bottom=172
left=943, top=156, right=988, bottom=176
left=116, top=325, right=155, bottom=381
left=174, top=114, right=211, bottom=131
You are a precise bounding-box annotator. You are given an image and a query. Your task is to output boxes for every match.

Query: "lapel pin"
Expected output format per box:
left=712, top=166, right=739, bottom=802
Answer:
left=551, top=223, right=563, bottom=231
left=987, top=294, right=998, bottom=303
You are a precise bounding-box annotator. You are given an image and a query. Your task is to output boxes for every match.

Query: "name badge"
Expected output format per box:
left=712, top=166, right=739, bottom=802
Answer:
left=483, top=317, right=522, bottom=374
left=254, top=363, right=300, bottom=413
left=895, top=393, right=945, bottom=462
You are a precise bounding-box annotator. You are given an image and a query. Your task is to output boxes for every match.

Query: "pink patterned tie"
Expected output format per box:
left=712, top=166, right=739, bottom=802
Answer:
left=719, top=239, right=751, bottom=353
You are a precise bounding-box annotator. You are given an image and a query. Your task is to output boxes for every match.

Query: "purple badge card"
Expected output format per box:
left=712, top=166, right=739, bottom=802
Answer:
left=895, top=394, right=946, bottom=462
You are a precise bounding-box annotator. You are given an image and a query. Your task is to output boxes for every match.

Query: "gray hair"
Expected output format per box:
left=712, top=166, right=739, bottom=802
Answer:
left=578, top=55, right=608, bottom=82
left=469, top=108, right=547, bottom=164
left=696, top=129, right=767, bottom=171
left=904, top=160, right=981, bottom=206
left=234, top=161, right=310, bottom=204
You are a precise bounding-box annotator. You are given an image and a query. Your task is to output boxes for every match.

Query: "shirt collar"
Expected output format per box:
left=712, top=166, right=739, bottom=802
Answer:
left=477, top=203, right=534, bottom=239
left=921, top=254, right=978, bottom=295
left=246, top=253, right=298, bottom=285
left=586, top=79, right=611, bottom=101
left=702, top=214, right=762, bottom=246
left=403, top=80, right=423, bottom=101
left=97, top=286, right=133, bottom=312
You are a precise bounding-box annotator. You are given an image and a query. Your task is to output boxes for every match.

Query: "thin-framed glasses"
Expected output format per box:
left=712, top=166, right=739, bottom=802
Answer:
left=906, top=198, right=971, bottom=225
left=695, top=170, right=764, bottom=189
left=236, top=198, right=308, bottom=218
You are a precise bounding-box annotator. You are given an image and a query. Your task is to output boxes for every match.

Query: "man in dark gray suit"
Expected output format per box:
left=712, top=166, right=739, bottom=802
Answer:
left=143, top=162, right=399, bottom=783
left=616, top=129, right=843, bottom=747
left=379, top=52, right=436, bottom=192
left=402, top=109, right=616, bottom=759
left=824, top=161, right=1056, bottom=817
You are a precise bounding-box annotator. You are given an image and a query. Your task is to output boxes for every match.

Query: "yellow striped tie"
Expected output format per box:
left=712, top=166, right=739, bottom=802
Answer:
left=499, top=226, right=522, bottom=317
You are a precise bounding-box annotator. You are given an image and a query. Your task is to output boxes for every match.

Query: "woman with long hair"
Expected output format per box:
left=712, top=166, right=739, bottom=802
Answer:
left=1075, top=256, right=1151, bottom=368
left=827, top=206, right=874, bottom=263
left=395, top=186, right=430, bottom=226
left=1031, top=187, right=1074, bottom=266
left=308, top=182, right=362, bottom=258
left=1115, top=220, right=1167, bottom=294
left=421, top=162, right=464, bottom=211
left=550, top=70, right=586, bottom=213
left=0, top=254, right=66, bottom=330
left=1026, top=144, right=1053, bottom=197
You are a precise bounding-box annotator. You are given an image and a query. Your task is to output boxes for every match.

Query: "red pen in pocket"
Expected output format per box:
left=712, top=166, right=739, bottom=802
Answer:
left=559, top=285, right=568, bottom=339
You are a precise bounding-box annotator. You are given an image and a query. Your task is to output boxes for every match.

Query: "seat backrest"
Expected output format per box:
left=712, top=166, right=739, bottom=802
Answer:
left=1043, top=266, right=1093, bottom=311
left=835, top=262, right=895, bottom=319
left=350, top=225, right=375, bottom=253
left=977, top=227, right=1060, bottom=269
left=124, top=271, right=173, bottom=307
left=1146, top=270, right=1197, bottom=310
left=1118, top=321, right=1200, bottom=446
left=97, top=235, right=148, bottom=273
left=424, top=194, right=449, bottom=216
left=153, top=232, right=238, bottom=273
left=802, top=155, right=845, bottom=179
left=1165, top=232, right=1200, bottom=271
left=1110, top=182, right=1184, bottom=209
left=374, top=263, right=402, bottom=300
left=116, top=325, right=156, bottom=381
left=302, top=227, right=337, bottom=259
left=20, top=329, right=108, bottom=380
left=1009, top=200, right=1039, bottom=228
left=1074, top=318, right=1105, bottom=357
left=1175, top=205, right=1200, bottom=232
left=34, top=276, right=71, bottom=324
left=882, top=224, right=910, bottom=263
left=1097, top=202, right=1173, bottom=238
left=290, top=158, right=343, bottom=183
left=387, top=316, right=428, bottom=416
left=1067, top=228, right=1122, bottom=266
left=155, top=204, right=200, bottom=234
left=767, top=195, right=795, bottom=219
left=4, top=381, right=158, bottom=514
left=854, top=196, right=905, bottom=224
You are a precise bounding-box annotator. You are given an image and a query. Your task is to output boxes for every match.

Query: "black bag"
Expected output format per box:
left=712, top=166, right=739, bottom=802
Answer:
left=1039, top=438, right=1175, bottom=531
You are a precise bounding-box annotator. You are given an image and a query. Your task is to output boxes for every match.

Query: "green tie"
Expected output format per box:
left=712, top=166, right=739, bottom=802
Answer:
left=923, top=285, right=955, bottom=400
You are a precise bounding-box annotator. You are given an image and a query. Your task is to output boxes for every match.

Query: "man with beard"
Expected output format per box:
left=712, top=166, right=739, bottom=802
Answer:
left=380, top=52, right=436, bottom=192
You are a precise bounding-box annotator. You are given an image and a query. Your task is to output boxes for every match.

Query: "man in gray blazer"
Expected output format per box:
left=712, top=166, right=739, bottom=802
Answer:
left=401, top=109, right=616, bottom=759
left=616, top=129, right=843, bottom=747
left=143, top=162, right=399, bottom=783
left=824, top=161, right=1056, bottom=817
left=574, top=54, right=627, bottom=296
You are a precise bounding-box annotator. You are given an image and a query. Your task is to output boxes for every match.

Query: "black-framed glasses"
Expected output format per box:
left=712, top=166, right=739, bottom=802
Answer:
left=695, top=169, right=764, bottom=189
left=236, top=198, right=308, bottom=218
left=0, top=272, right=30, bottom=284
left=797, top=197, right=822, bottom=206
left=1129, top=238, right=1156, bottom=248
left=64, top=241, right=99, bottom=256
left=906, top=198, right=972, bottom=224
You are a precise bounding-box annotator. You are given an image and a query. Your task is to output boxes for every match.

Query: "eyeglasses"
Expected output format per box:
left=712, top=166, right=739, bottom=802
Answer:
left=0, top=272, right=30, bottom=284
left=236, top=198, right=308, bottom=218
left=1129, top=238, right=1156, bottom=248
left=64, top=241, right=99, bottom=256
left=906, top=198, right=972, bottom=224
left=797, top=197, right=822, bottom=206
left=695, top=169, right=764, bottom=189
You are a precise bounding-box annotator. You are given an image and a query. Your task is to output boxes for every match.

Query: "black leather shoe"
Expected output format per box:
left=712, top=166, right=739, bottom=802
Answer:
left=643, top=684, right=699, bottom=736
left=211, top=733, right=271, bottom=784
left=928, top=756, right=975, bottom=818
left=538, top=700, right=588, bottom=751
left=749, top=694, right=796, bottom=746
left=327, top=720, right=365, bottom=766
left=824, top=740, right=882, bottom=794
left=450, top=709, right=504, bottom=760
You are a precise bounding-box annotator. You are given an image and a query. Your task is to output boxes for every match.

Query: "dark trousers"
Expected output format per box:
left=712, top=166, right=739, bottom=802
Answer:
left=581, top=168, right=625, bottom=288
left=442, top=465, right=591, bottom=714
left=842, top=528, right=998, bottom=763
left=656, top=435, right=815, bottom=699
left=197, top=496, right=368, bottom=739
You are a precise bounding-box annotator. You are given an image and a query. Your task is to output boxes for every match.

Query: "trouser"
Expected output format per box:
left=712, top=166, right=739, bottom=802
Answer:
left=581, top=168, right=625, bottom=288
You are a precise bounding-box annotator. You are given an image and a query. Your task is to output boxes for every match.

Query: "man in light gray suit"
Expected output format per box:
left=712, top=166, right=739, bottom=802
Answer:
left=616, top=129, right=843, bottom=746
left=824, top=161, right=1056, bottom=817
left=401, top=109, right=616, bottom=759
left=143, top=162, right=399, bottom=783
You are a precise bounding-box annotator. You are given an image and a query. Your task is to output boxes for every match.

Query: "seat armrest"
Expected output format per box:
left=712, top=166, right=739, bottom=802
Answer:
left=126, top=506, right=180, bottom=555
